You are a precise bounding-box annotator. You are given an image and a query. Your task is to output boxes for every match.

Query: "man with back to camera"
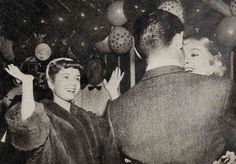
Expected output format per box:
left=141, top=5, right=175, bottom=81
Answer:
left=105, top=9, right=236, bottom=163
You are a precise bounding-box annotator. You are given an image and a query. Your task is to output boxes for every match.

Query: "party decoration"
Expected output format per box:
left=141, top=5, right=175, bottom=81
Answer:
left=158, top=0, right=184, bottom=23
left=216, top=16, right=236, bottom=47
left=107, top=1, right=128, bottom=26
left=201, top=0, right=231, bottom=16
left=35, top=43, right=52, bottom=61
left=108, top=26, right=133, bottom=54
left=123, top=0, right=160, bottom=21
left=230, top=0, right=236, bottom=15
left=95, top=36, right=111, bottom=53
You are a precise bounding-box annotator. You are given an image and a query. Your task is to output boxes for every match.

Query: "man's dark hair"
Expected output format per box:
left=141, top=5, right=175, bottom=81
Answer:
left=134, top=9, right=184, bottom=60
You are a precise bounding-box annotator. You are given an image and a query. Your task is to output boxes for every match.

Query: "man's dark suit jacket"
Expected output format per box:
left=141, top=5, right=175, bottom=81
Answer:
left=106, top=65, right=235, bottom=164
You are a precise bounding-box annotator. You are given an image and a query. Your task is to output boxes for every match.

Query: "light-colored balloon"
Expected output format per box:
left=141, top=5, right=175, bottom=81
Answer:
left=216, top=16, right=236, bottom=47
left=107, top=1, right=128, bottom=26
left=35, top=43, right=51, bottom=61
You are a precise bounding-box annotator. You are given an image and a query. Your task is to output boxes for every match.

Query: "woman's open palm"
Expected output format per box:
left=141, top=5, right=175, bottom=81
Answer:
left=5, top=64, right=34, bottom=82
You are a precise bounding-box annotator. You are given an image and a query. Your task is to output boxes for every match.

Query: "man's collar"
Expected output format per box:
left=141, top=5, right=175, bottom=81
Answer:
left=87, top=82, right=104, bottom=91
left=142, top=65, right=184, bottom=81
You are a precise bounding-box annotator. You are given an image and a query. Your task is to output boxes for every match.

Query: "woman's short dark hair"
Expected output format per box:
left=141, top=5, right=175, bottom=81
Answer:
left=46, top=58, right=84, bottom=82
left=134, top=9, right=184, bottom=60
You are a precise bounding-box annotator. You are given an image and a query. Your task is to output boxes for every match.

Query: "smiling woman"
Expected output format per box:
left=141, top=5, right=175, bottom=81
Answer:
left=1, top=58, right=122, bottom=163
left=46, top=58, right=82, bottom=104
left=183, top=37, right=226, bottom=77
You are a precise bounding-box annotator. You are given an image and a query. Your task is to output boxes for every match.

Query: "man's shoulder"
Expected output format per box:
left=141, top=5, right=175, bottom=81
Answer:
left=174, top=72, right=230, bottom=86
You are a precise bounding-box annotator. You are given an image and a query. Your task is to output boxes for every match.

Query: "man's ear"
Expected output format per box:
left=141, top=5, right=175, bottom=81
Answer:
left=171, top=31, right=184, bottom=50
left=47, top=78, right=54, bottom=91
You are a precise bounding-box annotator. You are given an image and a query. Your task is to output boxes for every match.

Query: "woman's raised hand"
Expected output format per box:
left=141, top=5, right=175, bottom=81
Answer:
left=5, top=64, right=34, bottom=82
left=104, top=67, right=124, bottom=100
left=104, top=67, right=124, bottom=93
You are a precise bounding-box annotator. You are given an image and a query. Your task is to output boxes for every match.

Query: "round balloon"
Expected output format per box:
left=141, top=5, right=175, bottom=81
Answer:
left=35, top=43, right=52, bottom=61
left=95, top=36, right=111, bottom=53
left=231, top=0, right=236, bottom=15
left=216, top=16, right=236, bottom=47
left=108, top=26, right=133, bottom=54
left=107, top=1, right=128, bottom=26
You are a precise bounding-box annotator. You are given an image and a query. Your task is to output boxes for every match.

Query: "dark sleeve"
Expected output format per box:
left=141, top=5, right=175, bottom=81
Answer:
left=101, top=101, right=124, bottom=164
left=5, top=102, right=50, bottom=151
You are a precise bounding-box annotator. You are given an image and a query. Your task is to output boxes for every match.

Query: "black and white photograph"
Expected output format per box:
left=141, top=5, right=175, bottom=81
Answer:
left=1, top=0, right=236, bottom=163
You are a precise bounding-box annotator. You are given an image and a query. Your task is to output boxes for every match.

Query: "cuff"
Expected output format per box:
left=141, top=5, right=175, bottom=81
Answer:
left=5, top=102, right=50, bottom=151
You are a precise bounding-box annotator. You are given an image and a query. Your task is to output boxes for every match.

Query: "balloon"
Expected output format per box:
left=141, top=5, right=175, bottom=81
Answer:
left=95, top=36, right=111, bottom=54
left=107, top=1, right=128, bottom=26
left=35, top=43, right=51, bottom=61
left=216, top=16, right=236, bottom=47
left=158, top=0, right=184, bottom=23
left=231, top=0, right=236, bottom=15
left=123, top=0, right=160, bottom=21
left=108, top=26, right=133, bottom=54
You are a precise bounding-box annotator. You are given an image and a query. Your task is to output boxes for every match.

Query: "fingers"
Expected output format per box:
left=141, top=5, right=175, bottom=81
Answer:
left=5, top=64, right=23, bottom=80
left=4, top=64, right=14, bottom=75
left=117, top=67, right=120, bottom=77
left=112, top=67, right=122, bottom=77
left=119, top=72, right=125, bottom=81
left=4, top=67, right=10, bottom=74
left=5, top=64, right=17, bottom=73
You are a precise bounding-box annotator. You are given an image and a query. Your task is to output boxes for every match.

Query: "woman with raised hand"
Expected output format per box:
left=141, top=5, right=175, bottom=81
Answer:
left=2, top=58, right=122, bottom=164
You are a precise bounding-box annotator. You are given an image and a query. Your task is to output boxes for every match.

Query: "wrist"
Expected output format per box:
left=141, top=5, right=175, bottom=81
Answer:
left=108, top=89, right=120, bottom=100
left=22, top=78, right=34, bottom=84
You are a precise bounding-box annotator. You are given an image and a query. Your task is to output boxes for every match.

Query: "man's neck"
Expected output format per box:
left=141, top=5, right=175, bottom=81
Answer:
left=146, top=59, right=183, bottom=71
left=146, top=50, right=183, bottom=71
left=53, top=95, right=71, bottom=112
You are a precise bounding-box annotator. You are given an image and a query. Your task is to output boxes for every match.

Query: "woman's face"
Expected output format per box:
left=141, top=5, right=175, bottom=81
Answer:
left=183, top=39, right=214, bottom=75
left=49, top=67, right=80, bottom=101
